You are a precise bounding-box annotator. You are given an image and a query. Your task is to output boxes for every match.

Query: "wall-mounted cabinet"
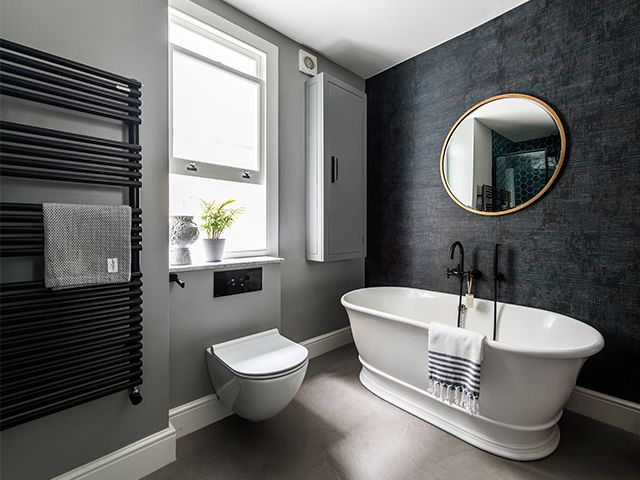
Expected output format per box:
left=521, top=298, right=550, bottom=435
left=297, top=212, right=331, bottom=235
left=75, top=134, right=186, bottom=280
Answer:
left=305, top=73, right=366, bottom=262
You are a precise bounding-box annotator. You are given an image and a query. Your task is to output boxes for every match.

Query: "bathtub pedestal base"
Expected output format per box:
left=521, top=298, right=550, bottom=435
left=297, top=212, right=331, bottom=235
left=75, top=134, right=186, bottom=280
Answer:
left=359, top=362, right=560, bottom=461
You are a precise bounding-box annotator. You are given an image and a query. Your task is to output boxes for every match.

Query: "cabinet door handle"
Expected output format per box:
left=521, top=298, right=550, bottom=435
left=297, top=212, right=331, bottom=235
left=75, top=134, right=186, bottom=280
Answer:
left=331, top=155, right=339, bottom=183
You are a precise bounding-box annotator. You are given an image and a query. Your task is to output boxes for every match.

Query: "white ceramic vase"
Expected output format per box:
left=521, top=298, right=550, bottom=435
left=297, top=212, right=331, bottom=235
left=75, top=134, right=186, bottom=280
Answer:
left=169, top=215, right=199, bottom=265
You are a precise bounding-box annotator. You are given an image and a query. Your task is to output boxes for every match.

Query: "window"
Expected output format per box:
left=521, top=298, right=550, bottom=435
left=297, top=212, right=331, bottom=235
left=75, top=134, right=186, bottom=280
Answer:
left=169, top=3, right=278, bottom=259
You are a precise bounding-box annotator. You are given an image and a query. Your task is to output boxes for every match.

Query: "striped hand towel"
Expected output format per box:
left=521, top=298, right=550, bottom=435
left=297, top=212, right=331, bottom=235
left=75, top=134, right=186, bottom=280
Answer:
left=427, top=322, right=485, bottom=415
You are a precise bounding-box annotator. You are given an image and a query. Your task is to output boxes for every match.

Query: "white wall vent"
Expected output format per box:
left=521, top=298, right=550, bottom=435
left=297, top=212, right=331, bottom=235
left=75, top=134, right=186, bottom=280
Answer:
left=299, top=49, right=317, bottom=76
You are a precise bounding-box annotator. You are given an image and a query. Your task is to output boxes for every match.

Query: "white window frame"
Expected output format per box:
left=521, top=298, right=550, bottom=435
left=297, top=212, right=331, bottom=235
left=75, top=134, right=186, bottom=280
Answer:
left=169, top=0, right=279, bottom=258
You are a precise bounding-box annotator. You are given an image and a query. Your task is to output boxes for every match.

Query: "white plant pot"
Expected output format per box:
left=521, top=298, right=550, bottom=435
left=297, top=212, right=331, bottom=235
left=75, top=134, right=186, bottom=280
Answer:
left=203, top=238, right=226, bottom=262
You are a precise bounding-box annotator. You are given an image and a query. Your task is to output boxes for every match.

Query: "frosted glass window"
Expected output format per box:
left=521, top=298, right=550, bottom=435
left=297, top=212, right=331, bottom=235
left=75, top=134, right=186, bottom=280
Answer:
left=169, top=21, right=258, bottom=77
left=168, top=9, right=273, bottom=257
left=170, top=174, right=266, bottom=255
left=172, top=49, right=261, bottom=171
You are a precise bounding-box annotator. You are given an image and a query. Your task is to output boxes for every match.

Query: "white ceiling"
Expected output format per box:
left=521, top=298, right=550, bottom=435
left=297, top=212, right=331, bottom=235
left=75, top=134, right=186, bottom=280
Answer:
left=222, top=0, right=530, bottom=78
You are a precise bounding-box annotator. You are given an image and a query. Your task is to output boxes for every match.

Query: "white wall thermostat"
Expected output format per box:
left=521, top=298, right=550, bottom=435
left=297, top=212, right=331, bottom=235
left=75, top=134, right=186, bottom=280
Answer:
left=299, top=49, right=317, bottom=76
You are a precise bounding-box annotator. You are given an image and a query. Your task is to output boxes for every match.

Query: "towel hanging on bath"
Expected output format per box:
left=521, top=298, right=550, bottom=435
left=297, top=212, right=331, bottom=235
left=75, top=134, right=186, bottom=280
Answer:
left=427, top=322, right=485, bottom=415
left=43, top=203, right=132, bottom=290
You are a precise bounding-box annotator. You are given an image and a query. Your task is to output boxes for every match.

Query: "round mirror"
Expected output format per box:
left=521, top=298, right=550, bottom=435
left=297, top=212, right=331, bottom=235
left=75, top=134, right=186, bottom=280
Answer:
left=440, top=94, right=566, bottom=215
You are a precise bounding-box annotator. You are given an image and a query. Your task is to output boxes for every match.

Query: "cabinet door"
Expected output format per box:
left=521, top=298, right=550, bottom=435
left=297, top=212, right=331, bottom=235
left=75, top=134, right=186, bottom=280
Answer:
left=326, top=80, right=365, bottom=258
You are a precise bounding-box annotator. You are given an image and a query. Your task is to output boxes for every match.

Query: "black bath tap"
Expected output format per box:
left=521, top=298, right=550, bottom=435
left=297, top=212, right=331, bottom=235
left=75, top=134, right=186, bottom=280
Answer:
left=447, top=241, right=466, bottom=328
left=447, top=241, right=465, bottom=278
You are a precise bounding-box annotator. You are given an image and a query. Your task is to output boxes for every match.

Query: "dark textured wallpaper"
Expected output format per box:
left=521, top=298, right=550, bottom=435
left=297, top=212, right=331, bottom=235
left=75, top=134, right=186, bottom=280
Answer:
left=365, top=0, right=640, bottom=402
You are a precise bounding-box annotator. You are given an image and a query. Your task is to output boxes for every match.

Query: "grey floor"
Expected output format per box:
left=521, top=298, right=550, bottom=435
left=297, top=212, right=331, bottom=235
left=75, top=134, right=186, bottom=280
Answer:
left=145, top=345, right=640, bottom=480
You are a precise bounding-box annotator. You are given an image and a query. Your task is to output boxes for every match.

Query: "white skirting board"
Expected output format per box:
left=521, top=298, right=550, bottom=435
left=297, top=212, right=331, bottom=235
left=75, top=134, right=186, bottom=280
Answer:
left=164, top=381, right=640, bottom=443
left=565, top=386, right=640, bottom=435
left=300, top=325, right=354, bottom=359
left=169, top=394, right=232, bottom=439
left=52, top=425, right=176, bottom=480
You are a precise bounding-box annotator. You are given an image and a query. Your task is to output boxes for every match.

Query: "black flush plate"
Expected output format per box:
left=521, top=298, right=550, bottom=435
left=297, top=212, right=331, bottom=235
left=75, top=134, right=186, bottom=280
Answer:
left=214, top=268, right=262, bottom=297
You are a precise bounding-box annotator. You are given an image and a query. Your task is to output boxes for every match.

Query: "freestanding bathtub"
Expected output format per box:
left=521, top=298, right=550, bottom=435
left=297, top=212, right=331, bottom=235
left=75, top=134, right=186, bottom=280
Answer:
left=341, top=287, right=604, bottom=460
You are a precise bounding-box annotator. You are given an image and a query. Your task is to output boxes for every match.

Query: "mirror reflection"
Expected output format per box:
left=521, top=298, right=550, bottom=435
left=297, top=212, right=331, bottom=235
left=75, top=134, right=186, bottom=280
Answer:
left=441, top=95, right=565, bottom=215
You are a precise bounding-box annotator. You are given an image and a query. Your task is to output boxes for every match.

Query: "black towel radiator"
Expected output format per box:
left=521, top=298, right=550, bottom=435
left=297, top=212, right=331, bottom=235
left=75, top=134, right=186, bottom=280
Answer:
left=0, top=39, right=144, bottom=430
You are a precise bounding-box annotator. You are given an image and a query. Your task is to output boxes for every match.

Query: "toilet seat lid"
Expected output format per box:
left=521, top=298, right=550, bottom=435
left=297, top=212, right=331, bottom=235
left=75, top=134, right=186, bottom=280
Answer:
left=211, top=329, right=309, bottom=377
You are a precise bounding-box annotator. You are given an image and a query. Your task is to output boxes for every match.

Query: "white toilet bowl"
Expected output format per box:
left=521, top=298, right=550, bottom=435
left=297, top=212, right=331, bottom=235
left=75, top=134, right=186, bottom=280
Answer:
left=206, top=329, right=309, bottom=421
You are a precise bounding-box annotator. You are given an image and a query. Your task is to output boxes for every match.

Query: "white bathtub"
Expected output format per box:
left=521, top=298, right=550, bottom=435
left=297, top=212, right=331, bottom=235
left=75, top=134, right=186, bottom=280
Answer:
left=341, top=286, right=604, bottom=460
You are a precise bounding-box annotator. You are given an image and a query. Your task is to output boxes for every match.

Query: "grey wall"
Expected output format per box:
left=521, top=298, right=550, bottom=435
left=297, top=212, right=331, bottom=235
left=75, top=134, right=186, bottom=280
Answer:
left=167, top=0, right=365, bottom=408
left=366, top=0, right=640, bottom=402
left=169, top=265, right=281, bottom=407
left=0, top=1, right=170, bottom=478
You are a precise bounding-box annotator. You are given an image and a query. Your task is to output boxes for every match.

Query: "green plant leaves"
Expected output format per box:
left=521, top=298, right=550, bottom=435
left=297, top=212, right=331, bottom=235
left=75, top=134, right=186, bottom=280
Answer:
left=199, top=199, right=245, bottom=239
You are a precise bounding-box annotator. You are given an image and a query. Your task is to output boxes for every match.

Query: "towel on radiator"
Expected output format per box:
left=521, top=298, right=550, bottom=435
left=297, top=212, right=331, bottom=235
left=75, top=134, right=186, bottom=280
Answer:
left=427, top=322, right=485, bottom=415
left=43, top=203, right=132, bottom=290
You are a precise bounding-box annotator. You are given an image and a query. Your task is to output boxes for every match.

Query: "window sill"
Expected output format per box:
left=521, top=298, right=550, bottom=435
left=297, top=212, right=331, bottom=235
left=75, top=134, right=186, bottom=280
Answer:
left=169, top=255, right=284, bottom=273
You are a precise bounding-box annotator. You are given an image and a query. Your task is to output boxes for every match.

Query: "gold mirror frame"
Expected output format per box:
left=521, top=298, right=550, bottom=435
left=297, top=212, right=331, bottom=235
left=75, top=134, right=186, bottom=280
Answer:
left=439, top=93, right=566, bottom=216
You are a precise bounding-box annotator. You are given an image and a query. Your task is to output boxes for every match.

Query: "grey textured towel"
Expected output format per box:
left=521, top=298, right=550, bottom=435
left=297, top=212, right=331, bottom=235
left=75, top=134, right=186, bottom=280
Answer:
left=43, top=203, right=132, bottom=290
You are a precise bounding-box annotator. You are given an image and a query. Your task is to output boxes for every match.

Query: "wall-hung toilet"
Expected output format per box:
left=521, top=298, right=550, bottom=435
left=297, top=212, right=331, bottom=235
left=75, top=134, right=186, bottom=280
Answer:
left=206, top=329, right=309, bottom=421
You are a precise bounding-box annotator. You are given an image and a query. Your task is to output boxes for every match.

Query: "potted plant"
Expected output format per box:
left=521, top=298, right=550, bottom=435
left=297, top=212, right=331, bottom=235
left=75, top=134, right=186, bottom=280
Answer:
left=199, top=199, right=245, bottom=262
